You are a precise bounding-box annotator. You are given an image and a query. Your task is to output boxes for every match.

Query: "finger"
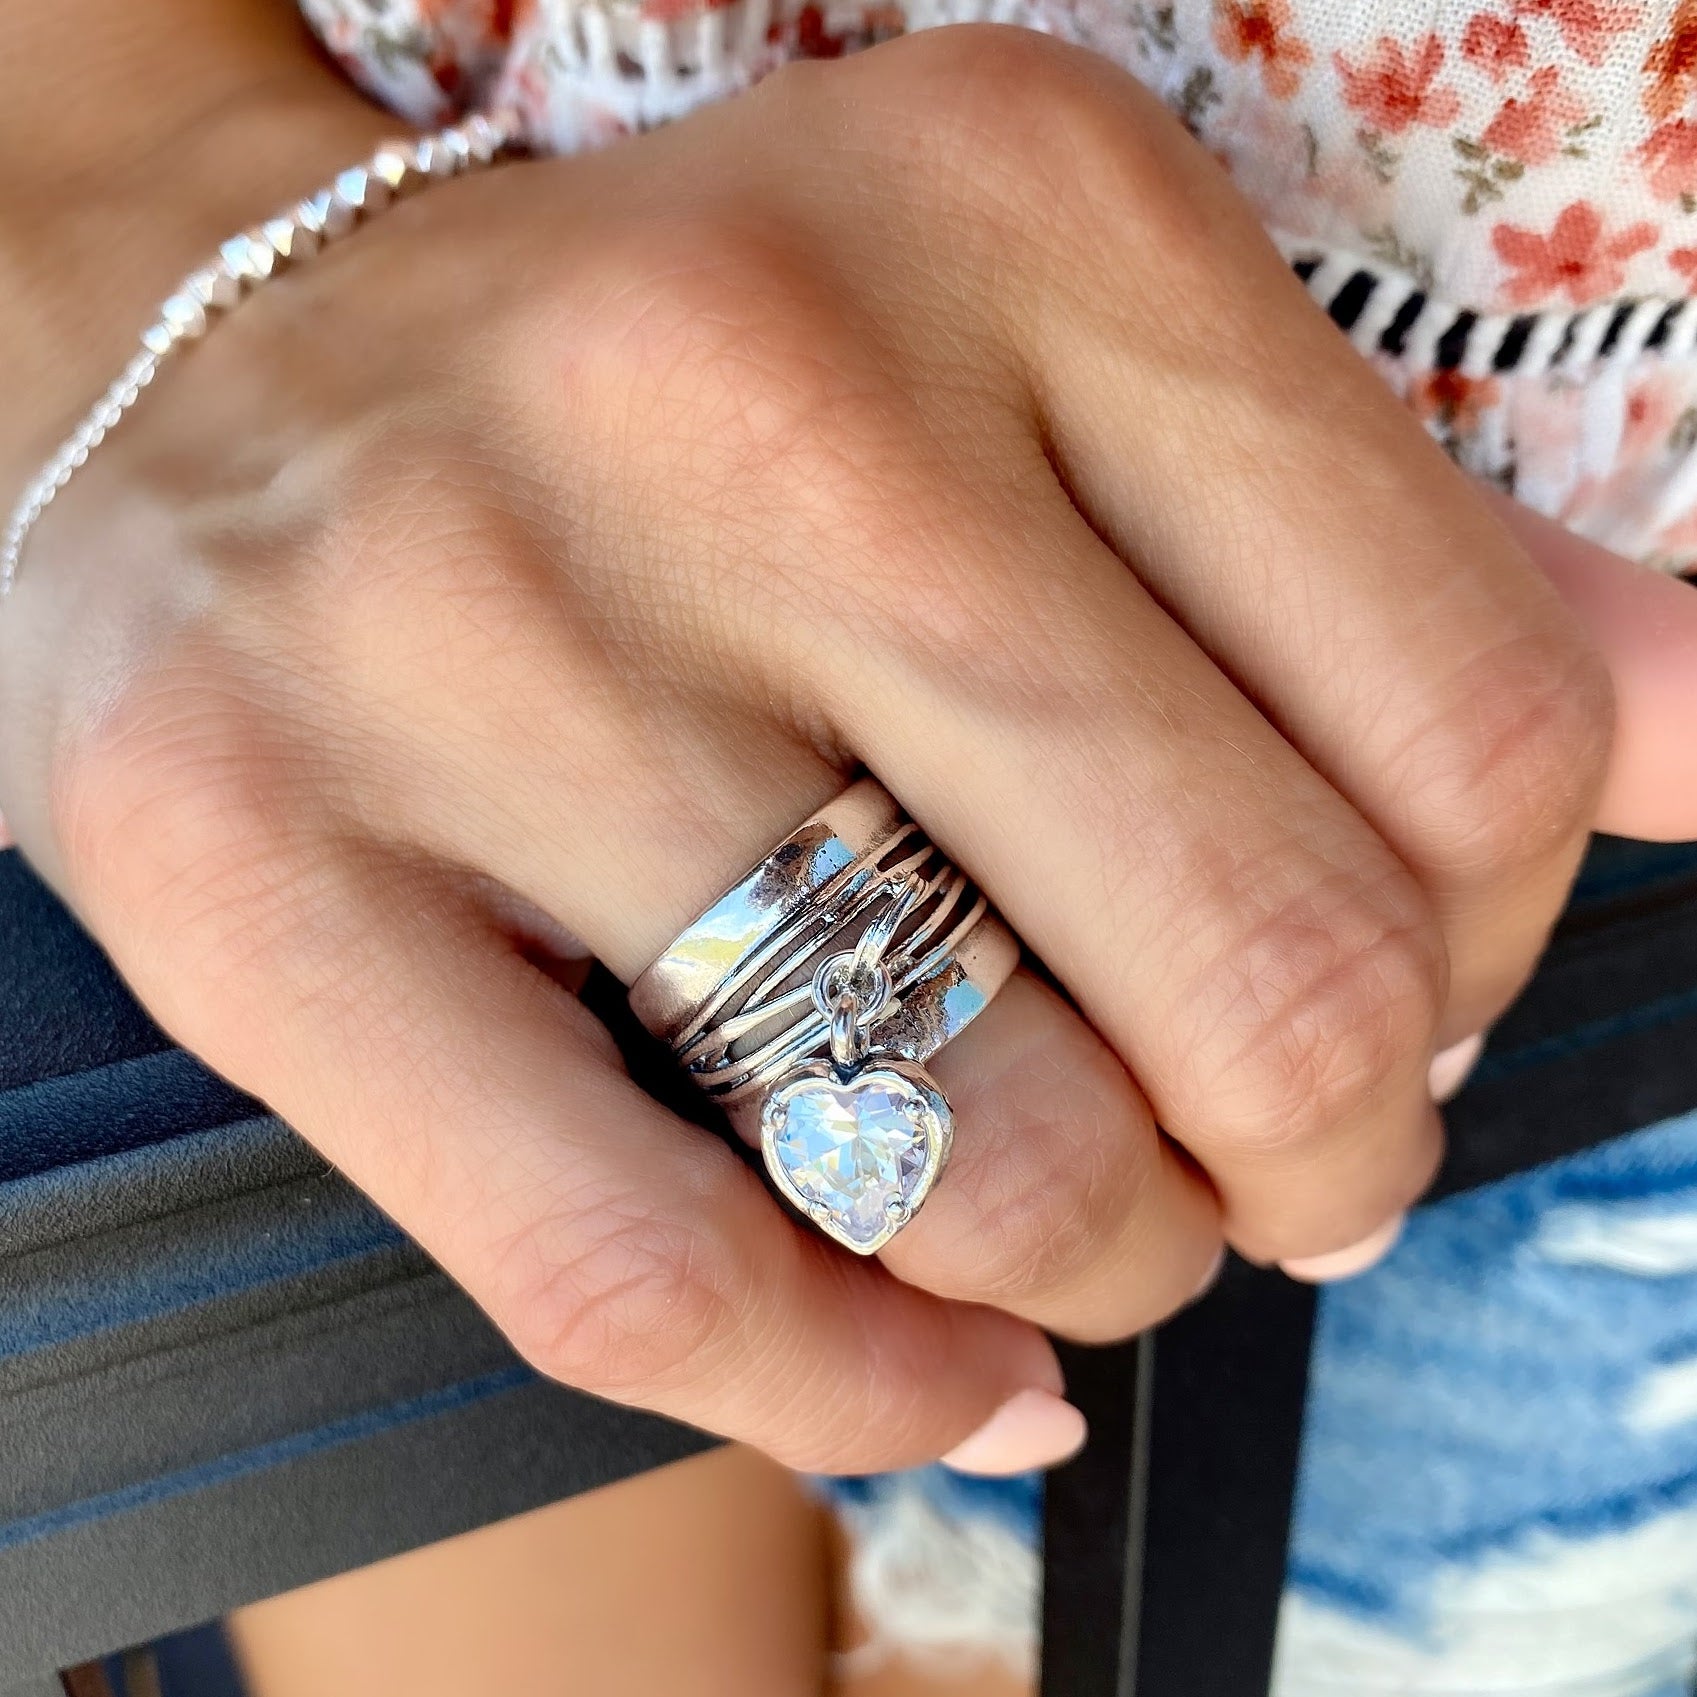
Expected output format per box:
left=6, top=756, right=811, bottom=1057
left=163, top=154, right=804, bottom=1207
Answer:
left=1490, top=491, right=1697, bottom=843
left=993, top=80, right=1610, bottom=1052
left=316, top=482, right=1227, bottom=1336
left=62, top=736, right=1073, bottom=1474
left=413, top=740, right=1225, bottom=1343
left=507, top=371, right=1440, bottom=1263
left=839, top=492, right=1447, bottom=1264
left=882, top=968, right=1223, bottom=1340
left=1269, top=501, right=1697, bottom=1166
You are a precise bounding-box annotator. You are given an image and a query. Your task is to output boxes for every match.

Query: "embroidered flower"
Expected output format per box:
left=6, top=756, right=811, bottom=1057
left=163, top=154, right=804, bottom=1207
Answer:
left=1513, top=0, right=1643, bottom=68
left=1643, top=0, right=1697, bottom=119
left=1213, top=0, right=1313, bottom=99
left=792, top=3, right=850, bottom=56
left=1463, top=13, right=1532, bottom=79
left=1671, top=246, right=1697, bottom=287
left=1640, top=118, right=1697, bottom=204
left=1482, top=65, right=1590, bottom=163
left=1492, top=200, right=1658, bottom=305
left=1335, top=34, right=1462, bottom=134
left=1621, top=371, right=1685, bottom=454
left=1411, top=370, right=1503, bottom=438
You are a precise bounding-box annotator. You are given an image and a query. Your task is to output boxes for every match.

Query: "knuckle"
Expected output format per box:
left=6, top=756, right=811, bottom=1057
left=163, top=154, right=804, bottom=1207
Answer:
left=877, top=24, right=1107, bottom=121
left=311, top=442, right=573, bottom=709
left=48, top=651, right=372, bottom=1080
left=560, top=213, right=864, bottom=477
left=316, top=434, right=532, bottom=618
left=546, top=211, right=943, bottom=625
left=1189, top=861, right=1444, bottom=1155
left=531, top=201, right=1026, bottom=700
left=1412, top=627, right=1614, bottom=884
left=838, top=27, right=1246, bottom=309
left=852, top=26, right=1135, bottom=188
left=54, top=659, right=286, bottom=950
left=501, top=1190, right=739, bottom=1399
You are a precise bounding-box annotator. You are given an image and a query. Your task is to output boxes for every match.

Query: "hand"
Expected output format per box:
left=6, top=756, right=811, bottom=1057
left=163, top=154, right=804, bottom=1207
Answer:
left=3, top=27, right=1693, bottom=1473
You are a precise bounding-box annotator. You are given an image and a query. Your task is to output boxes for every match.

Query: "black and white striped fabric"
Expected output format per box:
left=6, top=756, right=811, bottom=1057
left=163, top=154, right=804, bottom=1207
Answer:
left=1290, top=248, right=1697, bottom=378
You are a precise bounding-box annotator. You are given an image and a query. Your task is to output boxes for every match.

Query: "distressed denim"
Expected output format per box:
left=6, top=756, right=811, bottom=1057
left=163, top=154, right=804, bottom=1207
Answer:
left=1276, top=1107, right=1697, bottom=1696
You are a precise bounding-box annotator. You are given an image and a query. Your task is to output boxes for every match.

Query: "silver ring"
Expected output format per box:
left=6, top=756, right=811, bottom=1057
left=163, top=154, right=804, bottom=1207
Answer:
left=628, top=778, right=1018, bottom=1253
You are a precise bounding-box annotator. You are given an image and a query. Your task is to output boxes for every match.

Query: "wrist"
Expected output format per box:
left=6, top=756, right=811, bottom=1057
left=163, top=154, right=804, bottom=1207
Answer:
left=0, top=50, right=392, bottom=480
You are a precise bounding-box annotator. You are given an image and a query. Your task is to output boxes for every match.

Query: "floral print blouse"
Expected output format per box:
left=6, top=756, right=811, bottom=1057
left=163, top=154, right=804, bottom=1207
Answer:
left=297, top=0, right=1697, bottom=574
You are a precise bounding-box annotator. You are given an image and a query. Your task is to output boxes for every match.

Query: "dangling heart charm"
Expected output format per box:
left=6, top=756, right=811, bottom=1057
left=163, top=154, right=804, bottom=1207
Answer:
left=760, top=1058, right=953, bottom=1254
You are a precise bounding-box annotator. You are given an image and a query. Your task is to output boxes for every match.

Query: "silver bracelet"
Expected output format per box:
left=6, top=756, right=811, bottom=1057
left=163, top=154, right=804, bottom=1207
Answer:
left=1, top=109, right=519, bottom=599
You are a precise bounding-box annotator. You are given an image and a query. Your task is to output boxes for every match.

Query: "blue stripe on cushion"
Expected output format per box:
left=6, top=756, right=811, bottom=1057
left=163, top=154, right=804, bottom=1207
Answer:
left=0, top=1116, right=306, bottom=1249
left=0, top=1365, right=536, bottom=1552
left=0, top=1119, right=405, bottom=1360
left=1472, top=983, right=1697, bottom=1087
left=0, top=1048, right=257, bottom=1183
left=0, top=1201, right=405, bottom=1359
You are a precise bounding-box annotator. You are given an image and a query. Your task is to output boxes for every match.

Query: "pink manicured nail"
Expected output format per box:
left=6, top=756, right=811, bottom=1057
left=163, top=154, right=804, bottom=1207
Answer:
left=1429, top=1033, right=1485, bottom=1103
left=940, top=1390, right=1088, bottom=1476
left=1191, top=1244, right=1227, bottom=1303
left=1279, top=1213, right=1404, bottom=1284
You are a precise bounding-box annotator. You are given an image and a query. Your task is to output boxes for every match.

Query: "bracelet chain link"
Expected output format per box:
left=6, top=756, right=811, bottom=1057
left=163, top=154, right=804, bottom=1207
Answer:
left=0, top=109, right=520, bottom=599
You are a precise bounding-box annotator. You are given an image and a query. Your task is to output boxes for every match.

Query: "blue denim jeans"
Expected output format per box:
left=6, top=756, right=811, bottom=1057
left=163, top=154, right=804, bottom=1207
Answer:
left=1274, top=1105, right=1697, bottom=1695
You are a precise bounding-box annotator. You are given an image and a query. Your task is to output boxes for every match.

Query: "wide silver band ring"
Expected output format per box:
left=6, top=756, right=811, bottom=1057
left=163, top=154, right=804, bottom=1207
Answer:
left=628, top=778, right=1018, bottom=1253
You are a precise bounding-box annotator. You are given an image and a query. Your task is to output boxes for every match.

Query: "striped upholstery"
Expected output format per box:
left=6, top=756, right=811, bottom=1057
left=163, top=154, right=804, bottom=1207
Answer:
left=1289, top=249, right=1697, bottom=379
left=0, top=850, right=712, bottom=1685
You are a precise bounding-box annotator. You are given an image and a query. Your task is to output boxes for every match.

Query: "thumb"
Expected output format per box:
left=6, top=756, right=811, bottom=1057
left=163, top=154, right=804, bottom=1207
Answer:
left=1488, top=489, right=1697, bottom=843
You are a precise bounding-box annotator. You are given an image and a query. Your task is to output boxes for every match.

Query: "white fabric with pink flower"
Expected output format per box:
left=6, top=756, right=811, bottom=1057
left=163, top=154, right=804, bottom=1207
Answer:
left=297, top=0, right=1697, bottom=564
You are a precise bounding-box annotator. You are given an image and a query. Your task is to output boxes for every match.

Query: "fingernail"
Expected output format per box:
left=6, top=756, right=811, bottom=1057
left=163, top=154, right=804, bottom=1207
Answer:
left=1190, top=1244, right=1227, bottom=1303
left=1279, top=1213, right=1404, bottom=1284
left=940, top=1389, right=1088, bottom=1476
left=1429, top=1033, right=1484, bottom=1103
left=0, top=811, right=12, bottom=849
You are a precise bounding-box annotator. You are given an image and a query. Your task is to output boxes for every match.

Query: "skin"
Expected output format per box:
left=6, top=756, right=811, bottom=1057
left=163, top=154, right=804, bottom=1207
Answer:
left=225, top=1443, right=1032, bottom=1696
left=227, top=1447, right=835, bottom=1697
left=6, top=3, right=1697, bottom=1689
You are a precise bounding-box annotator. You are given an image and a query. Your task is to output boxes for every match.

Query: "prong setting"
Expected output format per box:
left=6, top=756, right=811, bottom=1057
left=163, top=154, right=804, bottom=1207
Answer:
left=760, top=1058, right=952, bottom=1256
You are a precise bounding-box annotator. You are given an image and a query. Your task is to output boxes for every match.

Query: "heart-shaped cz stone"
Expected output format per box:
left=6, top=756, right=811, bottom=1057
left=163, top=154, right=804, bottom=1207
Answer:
left=760, top=1059, right=954, bottom=1255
